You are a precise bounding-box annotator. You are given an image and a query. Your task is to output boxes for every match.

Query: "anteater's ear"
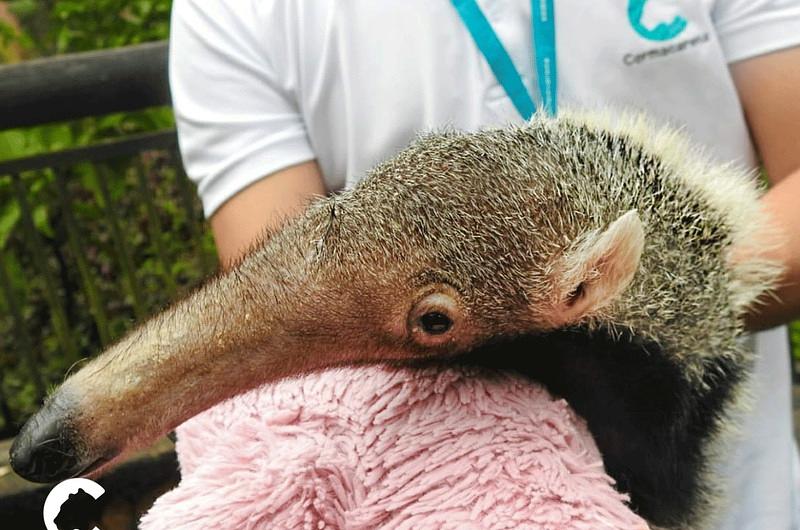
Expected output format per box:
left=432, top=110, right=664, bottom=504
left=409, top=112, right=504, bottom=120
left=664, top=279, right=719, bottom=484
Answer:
left=548, top=210, right=644, bottom=326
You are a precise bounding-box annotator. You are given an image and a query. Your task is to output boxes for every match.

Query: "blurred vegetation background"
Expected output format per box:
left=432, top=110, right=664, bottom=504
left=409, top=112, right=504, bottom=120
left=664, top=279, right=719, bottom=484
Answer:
left=0, top=1, right=797, bottom=440
left=0, top=0, right=217, bottom=437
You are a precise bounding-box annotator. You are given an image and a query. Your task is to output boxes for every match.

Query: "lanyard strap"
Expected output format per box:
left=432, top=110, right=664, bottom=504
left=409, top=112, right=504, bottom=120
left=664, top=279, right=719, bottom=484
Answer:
left=451, top=0, right=557, bottom=118
left=531, top=0, right=557, bottom=116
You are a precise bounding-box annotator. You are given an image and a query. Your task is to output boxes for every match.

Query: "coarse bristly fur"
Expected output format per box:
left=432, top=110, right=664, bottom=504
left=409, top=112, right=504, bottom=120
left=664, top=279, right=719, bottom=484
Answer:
left=11, top=111, right=782, bottom=530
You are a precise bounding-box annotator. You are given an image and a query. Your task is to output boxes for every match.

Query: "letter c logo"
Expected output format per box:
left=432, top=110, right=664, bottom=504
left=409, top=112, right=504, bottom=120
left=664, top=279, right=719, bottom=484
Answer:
left=43, top=478, right=105, bottom=530
left=628, top=0, right=688, bottom=41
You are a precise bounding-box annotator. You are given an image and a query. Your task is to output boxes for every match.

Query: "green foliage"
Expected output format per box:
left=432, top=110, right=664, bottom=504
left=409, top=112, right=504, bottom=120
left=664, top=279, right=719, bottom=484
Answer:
left=5, top=0, right=172, bottom=56
left=0, top=153, right=216, bottom=433
left=0, top=0, right=221, bottom=435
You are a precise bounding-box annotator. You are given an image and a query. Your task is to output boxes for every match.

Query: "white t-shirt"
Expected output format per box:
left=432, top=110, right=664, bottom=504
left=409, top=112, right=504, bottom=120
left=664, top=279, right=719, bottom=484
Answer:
left=169, top=1, right=800, bottom=528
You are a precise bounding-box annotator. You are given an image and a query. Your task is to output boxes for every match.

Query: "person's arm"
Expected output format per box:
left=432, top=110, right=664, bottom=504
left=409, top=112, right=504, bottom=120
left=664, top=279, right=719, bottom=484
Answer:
left=170, top=0, right=323, bottom=268
left=730, top=46, right=800, bottom=330
left=210, top=161, right=326, bottom=269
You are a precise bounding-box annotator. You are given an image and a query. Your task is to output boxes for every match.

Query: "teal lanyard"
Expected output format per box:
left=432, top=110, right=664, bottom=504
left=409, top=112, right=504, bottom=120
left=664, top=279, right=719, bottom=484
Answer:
left=451, top=0, right=557, bottom=118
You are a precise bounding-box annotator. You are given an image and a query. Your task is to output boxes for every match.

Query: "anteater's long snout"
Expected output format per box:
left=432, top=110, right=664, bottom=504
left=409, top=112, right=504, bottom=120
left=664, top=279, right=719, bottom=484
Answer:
left=9, top=390, right=114, bottom=482
left=8, top=270, right=290, bottom=483
left=8, top=223, right=340, bottom=483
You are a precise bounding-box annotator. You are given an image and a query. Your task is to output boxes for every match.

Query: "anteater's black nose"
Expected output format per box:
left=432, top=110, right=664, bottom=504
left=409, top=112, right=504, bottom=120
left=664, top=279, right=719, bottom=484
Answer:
left=9, top=396, right=83, bottom=483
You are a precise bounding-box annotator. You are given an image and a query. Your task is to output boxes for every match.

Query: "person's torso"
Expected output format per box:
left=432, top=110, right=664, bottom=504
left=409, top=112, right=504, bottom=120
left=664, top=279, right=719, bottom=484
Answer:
left=260, top=0, right=754, bottom=190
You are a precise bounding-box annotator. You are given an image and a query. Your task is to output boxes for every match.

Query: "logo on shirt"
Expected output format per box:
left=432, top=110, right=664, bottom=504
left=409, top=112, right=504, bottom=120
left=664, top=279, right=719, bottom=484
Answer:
left=622, top=0, right=708, bottom=66
left=627, top=0, right=688, bottom=41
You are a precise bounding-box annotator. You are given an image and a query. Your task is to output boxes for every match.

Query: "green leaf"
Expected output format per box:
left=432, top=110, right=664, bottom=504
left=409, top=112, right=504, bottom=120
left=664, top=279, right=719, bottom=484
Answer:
left=77, top=163, right=105, bottom=207
left=8, top=0, right=38, bottom=18
left=0, top=130, right=29, bottom=161
left=32, top=204, right=54, bottom=237
left=0, top=200, right=21, bottom=249
left=56, top=27, right=73, bottom=53
left=38, top=123, right=74, bottom=151
left=2, top=251, right=26, bottom=301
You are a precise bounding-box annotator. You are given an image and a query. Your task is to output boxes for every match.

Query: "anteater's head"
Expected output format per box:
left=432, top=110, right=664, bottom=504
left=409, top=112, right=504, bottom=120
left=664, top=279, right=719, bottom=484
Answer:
left=10, top=112, right=780, bottom=529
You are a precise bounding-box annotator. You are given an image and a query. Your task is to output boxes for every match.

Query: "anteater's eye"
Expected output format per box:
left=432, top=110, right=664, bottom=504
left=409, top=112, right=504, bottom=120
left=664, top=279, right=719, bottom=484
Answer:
left=419, top=311, right=452, bottom=335
left=408, top=287, right=463, bottom=347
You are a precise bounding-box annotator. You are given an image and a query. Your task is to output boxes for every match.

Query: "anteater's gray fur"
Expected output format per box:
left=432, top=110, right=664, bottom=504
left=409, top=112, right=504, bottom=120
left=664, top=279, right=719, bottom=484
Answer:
left=319, top=112, right=774, bottom=380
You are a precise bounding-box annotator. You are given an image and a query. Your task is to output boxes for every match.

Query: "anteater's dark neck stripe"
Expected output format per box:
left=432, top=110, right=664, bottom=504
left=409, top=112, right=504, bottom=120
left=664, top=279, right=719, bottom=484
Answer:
left=447, top=326, right=744, bottom=528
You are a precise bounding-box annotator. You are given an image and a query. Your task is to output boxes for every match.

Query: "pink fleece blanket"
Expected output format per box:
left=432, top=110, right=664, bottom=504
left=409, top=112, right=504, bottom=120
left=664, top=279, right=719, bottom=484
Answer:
left=139, top=365, right=648, bottom=529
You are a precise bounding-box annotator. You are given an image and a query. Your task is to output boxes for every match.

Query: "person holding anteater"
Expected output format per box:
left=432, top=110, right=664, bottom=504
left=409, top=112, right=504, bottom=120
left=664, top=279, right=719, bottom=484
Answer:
left=165, top=2, right=800, bottom=528
left=11, top=1, right=798, bottom=529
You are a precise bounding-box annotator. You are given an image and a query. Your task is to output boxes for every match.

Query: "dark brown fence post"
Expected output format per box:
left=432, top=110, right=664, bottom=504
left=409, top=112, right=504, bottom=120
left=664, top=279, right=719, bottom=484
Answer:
left=0, top=41, right=170, bottom=130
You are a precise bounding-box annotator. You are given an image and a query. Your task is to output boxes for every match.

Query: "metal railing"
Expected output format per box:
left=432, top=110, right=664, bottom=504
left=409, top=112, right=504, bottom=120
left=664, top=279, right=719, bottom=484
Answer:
left=0, top=41, right=217, bottom=438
